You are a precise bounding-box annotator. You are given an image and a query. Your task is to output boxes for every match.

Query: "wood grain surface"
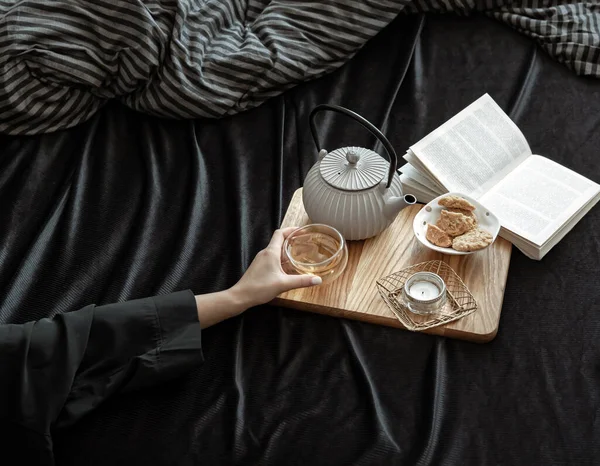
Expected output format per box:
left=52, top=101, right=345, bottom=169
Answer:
left=272, top=188, right=513, bottom=343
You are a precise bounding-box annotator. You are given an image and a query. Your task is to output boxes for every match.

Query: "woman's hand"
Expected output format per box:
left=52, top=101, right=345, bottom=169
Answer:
left=195, top=228, right=321, bottom=328
left=230, top=227, right=322, bottom=308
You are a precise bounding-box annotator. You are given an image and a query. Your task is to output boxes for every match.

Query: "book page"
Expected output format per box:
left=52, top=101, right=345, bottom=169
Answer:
left=480, top=155, right=600, bottom=247
left=399, top=163, right=442, bottom=193
left=410, top=94, right=531, bottom=198
left=403, top=150, right=437, bottom=183
left=399, top=174, right=440, bottom=203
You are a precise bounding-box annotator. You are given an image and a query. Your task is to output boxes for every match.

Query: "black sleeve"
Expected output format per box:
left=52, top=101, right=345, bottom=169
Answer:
left=0, top=290, right=203, bottom=439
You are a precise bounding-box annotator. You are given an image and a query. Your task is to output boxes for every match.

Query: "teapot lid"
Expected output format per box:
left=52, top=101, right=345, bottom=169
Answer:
left=320, top=146, right=388, bottom=191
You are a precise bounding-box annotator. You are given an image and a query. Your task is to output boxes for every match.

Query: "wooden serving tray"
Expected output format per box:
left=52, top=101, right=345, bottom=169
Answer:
left=272, top=188, right=513, bottom=343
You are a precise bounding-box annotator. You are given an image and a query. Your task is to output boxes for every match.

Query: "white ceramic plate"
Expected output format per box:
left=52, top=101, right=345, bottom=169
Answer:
left=413, top=192, right=501, bottom=255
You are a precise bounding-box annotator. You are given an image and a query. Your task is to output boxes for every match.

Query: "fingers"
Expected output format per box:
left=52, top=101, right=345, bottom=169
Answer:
left=280, top=226, right=299, bottom=238
left=267, top=228, right=284, bottom=250
left=282, top=274, right=322, bottom=291
left=267, top=227, right=299, bottom=251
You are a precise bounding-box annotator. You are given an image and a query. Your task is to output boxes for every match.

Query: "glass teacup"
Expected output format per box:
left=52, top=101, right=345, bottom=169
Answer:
left=282, top=224, right=348, bottom=284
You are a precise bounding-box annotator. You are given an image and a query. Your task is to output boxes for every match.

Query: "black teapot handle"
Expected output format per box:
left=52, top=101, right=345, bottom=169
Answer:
left=309, top=104, right=398, bottom=189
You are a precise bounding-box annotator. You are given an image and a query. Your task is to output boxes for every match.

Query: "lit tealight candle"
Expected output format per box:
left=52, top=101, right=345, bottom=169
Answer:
left=402, top=272, right=447, bottom=315
left=407, top=280, right=441, bottom=301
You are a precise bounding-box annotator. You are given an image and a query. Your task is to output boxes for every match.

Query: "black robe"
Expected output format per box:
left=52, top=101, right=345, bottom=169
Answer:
left=0, top=290, right=203, bottom=466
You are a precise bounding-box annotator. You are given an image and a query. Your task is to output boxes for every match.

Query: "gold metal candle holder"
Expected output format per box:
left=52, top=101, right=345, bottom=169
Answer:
left=376, top=260, right=477, bottom=332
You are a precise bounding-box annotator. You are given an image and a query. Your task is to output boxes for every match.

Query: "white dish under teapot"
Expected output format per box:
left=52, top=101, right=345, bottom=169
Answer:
left=302, top=104, right=416, bottom=241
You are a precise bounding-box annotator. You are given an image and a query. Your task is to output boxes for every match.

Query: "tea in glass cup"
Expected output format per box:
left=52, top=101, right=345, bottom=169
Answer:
left=283, top=224, right=348, bottom=284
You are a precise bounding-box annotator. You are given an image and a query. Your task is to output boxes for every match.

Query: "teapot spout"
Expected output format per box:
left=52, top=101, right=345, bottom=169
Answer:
left=383, top=193, right=417, bottom=220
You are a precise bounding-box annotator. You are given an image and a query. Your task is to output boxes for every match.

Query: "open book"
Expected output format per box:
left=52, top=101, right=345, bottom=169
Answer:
left=400, top=94, right=600, bottom=260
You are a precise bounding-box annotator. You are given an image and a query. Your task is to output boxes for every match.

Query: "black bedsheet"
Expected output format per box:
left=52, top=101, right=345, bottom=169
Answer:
left=1, top=14, right=600, bottom=465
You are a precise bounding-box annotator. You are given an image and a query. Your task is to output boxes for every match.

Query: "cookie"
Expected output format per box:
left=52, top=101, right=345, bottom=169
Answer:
left=452, top=228, right=493, bottom=252
left=438, top=195, right=476, bottom=211
left=446, top=207, right=476, bottom=221
left=436, top=210, right=476, bottom=237
left=426, top=224, right=452, bottom=248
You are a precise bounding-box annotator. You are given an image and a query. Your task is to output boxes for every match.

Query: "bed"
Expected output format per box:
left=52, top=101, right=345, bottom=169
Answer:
left=1, top=12, right=600, bottom=465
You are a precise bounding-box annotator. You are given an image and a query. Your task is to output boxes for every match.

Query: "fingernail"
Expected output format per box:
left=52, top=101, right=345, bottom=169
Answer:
left=311, top=276, right=322, bottom=285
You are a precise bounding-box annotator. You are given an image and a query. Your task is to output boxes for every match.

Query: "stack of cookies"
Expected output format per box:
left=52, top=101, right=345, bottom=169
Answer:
left=425, top=196, right=493, bottom=252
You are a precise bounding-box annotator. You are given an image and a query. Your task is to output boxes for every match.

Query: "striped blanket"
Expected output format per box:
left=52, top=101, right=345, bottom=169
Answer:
left=1, top=1, right=598, bottom=135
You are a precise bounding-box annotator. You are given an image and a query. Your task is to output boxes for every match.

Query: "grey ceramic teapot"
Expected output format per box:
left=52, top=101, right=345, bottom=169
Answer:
left=302, top=104, right=416, bottom=240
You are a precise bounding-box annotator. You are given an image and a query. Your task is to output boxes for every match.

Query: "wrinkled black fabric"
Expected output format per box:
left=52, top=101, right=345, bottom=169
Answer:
left=1, top=14, right=600, bottom=466
left=0, top=290, right=202, bottom=465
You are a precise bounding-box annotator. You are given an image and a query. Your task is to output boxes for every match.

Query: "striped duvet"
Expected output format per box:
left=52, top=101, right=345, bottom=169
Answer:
left=0, top=0, right=598, bottom=135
